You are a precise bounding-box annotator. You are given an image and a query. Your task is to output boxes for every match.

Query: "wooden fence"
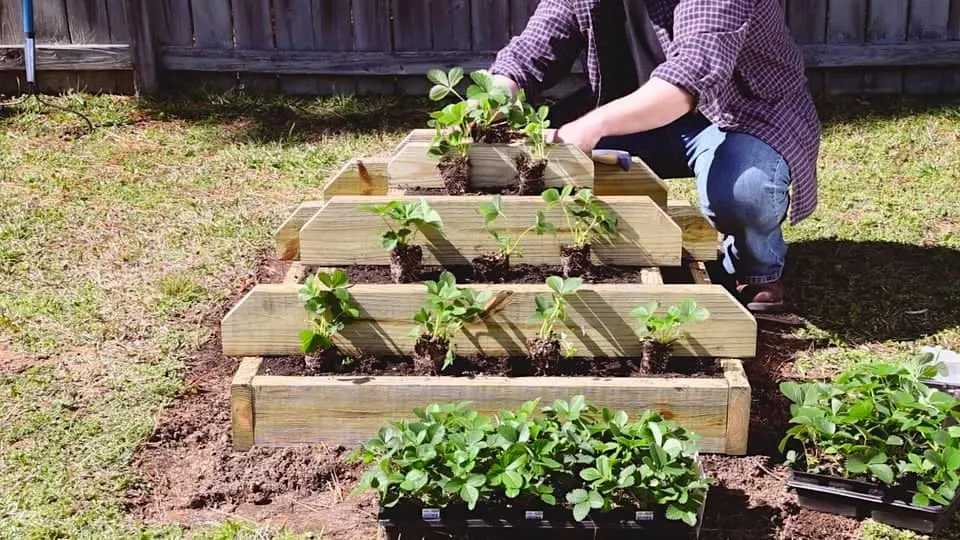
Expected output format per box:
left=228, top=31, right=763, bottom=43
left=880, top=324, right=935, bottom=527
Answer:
left=1, top=0, right=960, bottom=96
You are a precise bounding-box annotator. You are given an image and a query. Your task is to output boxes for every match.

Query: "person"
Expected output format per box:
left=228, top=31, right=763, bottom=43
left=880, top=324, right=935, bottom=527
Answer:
left=487, top=0, right=821, bottom=314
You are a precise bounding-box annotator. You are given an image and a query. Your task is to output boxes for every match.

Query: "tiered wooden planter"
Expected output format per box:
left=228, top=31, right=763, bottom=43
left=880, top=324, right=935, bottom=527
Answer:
left=225, top=131, right=757, bottom=456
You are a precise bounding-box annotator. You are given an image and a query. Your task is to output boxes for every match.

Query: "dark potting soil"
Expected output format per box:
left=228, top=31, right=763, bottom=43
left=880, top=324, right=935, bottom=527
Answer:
left=515, top=153, right=547, bottom=195
left=436, top=155, right=470, bottom=195
left=560, top=244, right=592, bottom=277
left=389, top=243, right=421, bottom=283
left=470, top=123, right=520, bottom=144
left=333, top=262, right=694, bottom=285
left=471, top=252, right=510, bottom=282
left=255, top=350, right=722, bottom=378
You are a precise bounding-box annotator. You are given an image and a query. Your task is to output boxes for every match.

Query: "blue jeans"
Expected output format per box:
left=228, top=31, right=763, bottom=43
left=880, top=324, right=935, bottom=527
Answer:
left=597, top=113, right=790, bottom=284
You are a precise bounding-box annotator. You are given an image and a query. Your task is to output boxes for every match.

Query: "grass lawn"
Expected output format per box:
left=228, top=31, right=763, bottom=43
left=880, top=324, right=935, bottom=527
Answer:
left=1, top=89, right=958, bottom=539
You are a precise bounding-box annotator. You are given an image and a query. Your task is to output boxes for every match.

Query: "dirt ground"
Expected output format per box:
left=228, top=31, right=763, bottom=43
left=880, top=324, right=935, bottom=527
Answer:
left=124, top=258, right=866, bottom=539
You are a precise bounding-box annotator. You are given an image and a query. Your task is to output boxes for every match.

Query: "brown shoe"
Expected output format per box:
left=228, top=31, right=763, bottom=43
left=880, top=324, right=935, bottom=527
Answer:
left=736, top=281, right=786, bottom=314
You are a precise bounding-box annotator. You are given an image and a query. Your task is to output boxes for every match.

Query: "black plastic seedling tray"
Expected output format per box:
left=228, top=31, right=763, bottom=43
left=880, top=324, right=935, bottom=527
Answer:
left=787, top=471, right=960, bottom=534
left=377, top=497, right=706, bottom=540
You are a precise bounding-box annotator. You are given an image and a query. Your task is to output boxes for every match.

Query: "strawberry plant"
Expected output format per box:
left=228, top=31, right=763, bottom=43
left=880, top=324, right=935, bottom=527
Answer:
left=359, top=198, right=443, bottom=283
left=409, top=271, right=495, bottom=374
left=526, top=276, right=582, bottom=374
left=629, top=299, right=710, bottom=374
left=472, top=195, right=556, bottom=282
left=779, top=353, right=960, bottom=508
left=542, top=185, right=619, bottom=277
left=351, top=396, right=709, bottom=528
left=513, top=95, right=553, bottom=195
left=297, top=268, right=360, bottom=367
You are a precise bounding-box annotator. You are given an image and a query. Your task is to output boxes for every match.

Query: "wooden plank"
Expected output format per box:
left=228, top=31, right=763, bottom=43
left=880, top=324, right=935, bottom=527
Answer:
left=157, top=44, right=960, bottom=74
left=221, top=282, right=758, bottom=358
left=593, top=158, right=668, bottom=204
left=689, top=261, right=712, bottom=285
left=949, top=0, right=960, bottom=93
left=124, top=0, right=157, bottom=94
left=787, top=0, right=827, bottom=96
left=825, top=0, right=866, bottom=94
left=511, top=0, right=540, bottom=35
left=231, top=357, right=261, bottom=451
left=232, top=0, right=276, bottom=92
left=352, top=0, right=394, bottom=94
left=905, top=0, right=951, bottom=94
left=106, top=0, right=129, bottom=42
left=189, top=0, right=235, bottom=91
left=35, top=0, right=71, bottom=42
left=1, top=0, right=23, bottom=44
left=641, top=268, right=663, bottom=285
left=433, top=0, right=471, bottom=51
left=391, top=0, right=432, bottom=94
left=299, top=195, right=683, bottom=267
left=68, top=0, right=112, bottom=43
left=275, top=201, right=325, bottom=260
left=153, top=0, right=191, bottom=45
left=0, top=44, right=131, bottom=70
left=250, top=373, right=734, bottom=453
left=722, top=359, right=750, bottom=455
left=321, top=158, right=391, bottom=198
left=274, top=0, right=317, bottom=95
left=862, top=0, right=907, bottom=93
left=388, top=142, right=595, bottom=191
left=472, top=0, right=511, bottom=50
left=313, top=0, right=355, bottom=95
left=666, top=200, right=719, bottom=261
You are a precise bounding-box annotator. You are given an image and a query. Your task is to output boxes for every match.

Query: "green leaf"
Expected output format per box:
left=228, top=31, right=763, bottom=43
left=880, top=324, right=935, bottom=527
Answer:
left=542, top=188, right=560, bottom=204
left=780, top=381, right=803, bottom=403
left=461, top=484, right=480, bottom=509
left=573, top=502, right=591, bottom=521
left=666, top=505, right=697, bottom=526
left=427, top=68, right=448, bottom=86
left=846, top=456, right=868, bottom=474
left=545, top=275, right=563, bottom=294
left=886, top=435, right=905, bottom=446
left=580, top=468, right=601, bottom=481
left=566, top=489, right=588, bottom=504
left=869, top=463, right=895, bottom=484
left=913, top=492, right=931, bottom=507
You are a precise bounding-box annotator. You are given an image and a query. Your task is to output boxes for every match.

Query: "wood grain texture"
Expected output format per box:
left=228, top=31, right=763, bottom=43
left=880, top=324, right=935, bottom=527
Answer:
left=320, top=158, right=390, bottom=198
left=232, top=0, right=276, bottom=92
left=825, top=0, right=867, bottom=94
left=1, top=0, right=23, bottom=43
left=153, top=0, right=191, bottom=45
left=433, top=0, right=471, bottom=50
left=220, top=282, right=758, bottom=358
left=249, top=371, right=737, bottom=452
left=787, top=0, right=825, bottom=93
left=592, top=158, right=668, bottom=203
left=105, top=0, right=129, bottom=42
left=231, top=357, right=261, bottom=451
left=352, top=0, right=393, bottom=94
left=274, top=0, right=317, bottom=94
left=905, top=0, right=951, bottom=94
left=191, top=0, right=233, bottom=49
left=0, top=44, right=131, bottom=70
left=388, top=142, right=594, bottom=190
left=298, top=195, right=683, bottom=267
left=511, top=0, right=539, bottom=35
left=949, top=0, right=960, bottom=92
left=722, top=359, right=750, bottom=455
left=472, top=0, right=511, bottom=50
left=35, top=0, right=70, bottom=42
left=275, top=201, right=325, bottom=260
left=862, top=0, right=907, bottom=93
left=124, top=0, right=157, bottom=94
left=68, top=0, right=111, bottom=43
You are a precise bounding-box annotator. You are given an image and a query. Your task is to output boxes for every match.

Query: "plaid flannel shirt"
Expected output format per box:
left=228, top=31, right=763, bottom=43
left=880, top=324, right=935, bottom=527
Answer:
left=490, top=0, right=822, bottom=224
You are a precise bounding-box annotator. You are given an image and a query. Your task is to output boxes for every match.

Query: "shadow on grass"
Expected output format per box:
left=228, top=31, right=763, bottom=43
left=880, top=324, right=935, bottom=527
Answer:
left=781, top=238, right=960, bottom=344
left=132, top=91, right=435, bottom=144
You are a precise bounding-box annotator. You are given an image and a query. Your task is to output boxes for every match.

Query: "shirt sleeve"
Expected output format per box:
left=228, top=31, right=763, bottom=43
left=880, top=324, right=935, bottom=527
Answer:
left=650, top=0, right=754, bottom=100
left=489, top=0, right=585, bottom=103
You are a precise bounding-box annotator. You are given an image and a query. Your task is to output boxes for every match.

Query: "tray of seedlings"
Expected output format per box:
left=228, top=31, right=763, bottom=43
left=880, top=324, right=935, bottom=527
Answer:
left=352, top=396, right=710, bottom=539
left=779, top=352, right=960, bottom=534
left=223, top=68, right=757, bottom=457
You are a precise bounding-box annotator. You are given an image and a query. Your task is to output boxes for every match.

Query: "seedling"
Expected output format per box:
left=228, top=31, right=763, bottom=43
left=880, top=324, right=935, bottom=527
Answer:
left=513, top=96, right=553, bottom=194
left=779, top=353, right=960, bottom=508
left=472, top=195, right=556, bottom=281
left=629, top=299, right=710, bottom=374
left=409, top=271, right=495, bottom=373
left=542, top=185, right=619, bottom=277
left=527, top=275, right=582, bottom=373
left=359, top=198, right=443, bottom=283
left=297, top=268, right=360, bottom=367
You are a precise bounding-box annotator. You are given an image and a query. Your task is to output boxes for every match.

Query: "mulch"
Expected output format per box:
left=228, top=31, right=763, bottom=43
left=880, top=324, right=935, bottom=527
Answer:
left=123, top=256, right=870, bottom=539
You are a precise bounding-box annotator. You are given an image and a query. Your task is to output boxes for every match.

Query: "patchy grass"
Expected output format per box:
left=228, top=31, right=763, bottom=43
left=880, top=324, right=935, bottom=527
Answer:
left=1, top=90, right=958, bottom=539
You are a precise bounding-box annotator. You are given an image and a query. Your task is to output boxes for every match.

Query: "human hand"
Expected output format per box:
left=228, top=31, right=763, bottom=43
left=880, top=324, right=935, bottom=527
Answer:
left=552, top=113, right=606, bottom=152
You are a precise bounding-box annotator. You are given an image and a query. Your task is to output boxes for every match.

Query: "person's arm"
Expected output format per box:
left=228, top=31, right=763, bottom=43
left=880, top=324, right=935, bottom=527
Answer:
left=557, top=0, right=753, bottom=148
left=489, top=0, right=586, bottom=103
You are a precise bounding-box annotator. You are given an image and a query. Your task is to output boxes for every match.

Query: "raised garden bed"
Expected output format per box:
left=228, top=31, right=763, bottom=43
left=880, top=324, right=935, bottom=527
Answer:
left=223, top=71, right=755, bottom=462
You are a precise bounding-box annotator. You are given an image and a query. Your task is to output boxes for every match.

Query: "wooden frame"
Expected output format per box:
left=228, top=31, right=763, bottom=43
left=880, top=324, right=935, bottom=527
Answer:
left=298, top=194, right=684, bottom=267
left=230, top=357, right=751, bottom=455
left=221, top=281, right=757, bottom=359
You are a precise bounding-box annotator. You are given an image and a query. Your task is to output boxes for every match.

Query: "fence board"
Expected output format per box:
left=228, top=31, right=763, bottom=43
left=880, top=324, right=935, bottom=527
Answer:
left=105, top=0, right=127, bottom=42
left=393, top=0, right=432, bottom=94
left=154, top=0, right=190, bottom=45
left=313, top=0, right=355, bottom=95
left=862, top=0, right=907, bottom=93
left=948, top=0, right=960, bottom=92
left=1, top=0, right=23, bottom=43
left=233, top=0, right=277, bottom=91
left=274, top=0, right=316, bottom=94
left=190, top=0, right=235, bottom=91
left=472, top=0, right=511, bottom=50
left=906, top=0, right=951, bottom=94
left=825, top=0, right=866, bottom=94
left=353, top=0, right=394, bottom=94
left=35, top=0, right=71, bottom=42
left=432, top=0, right=470, bottom=51
left=787, top=0, right=827, bottom=94
left=67, top=0, right=110, bottom=43
left=511, top=0, right=539, bottom=35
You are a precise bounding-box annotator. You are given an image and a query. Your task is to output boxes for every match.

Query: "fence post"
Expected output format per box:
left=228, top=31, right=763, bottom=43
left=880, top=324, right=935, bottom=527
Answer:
left=124, top=0, right=159, bottom=94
